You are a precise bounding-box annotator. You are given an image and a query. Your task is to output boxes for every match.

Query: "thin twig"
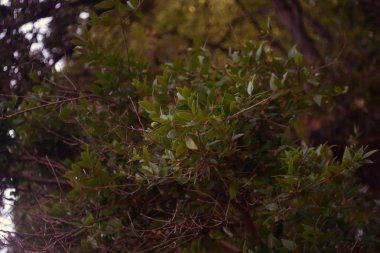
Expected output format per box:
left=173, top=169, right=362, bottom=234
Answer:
left=61, top=72, right=78, bottom=91
left=46, top=156, right=63, bottom=200
left=313, top=39, right=346, bottom=73
left=226, top=96, right=272, bottom=120
left=128, top=96, right=145, bottom=131
left=218, top=240, right=240, bottom=252
left=0, top=95, right=96, bottom=119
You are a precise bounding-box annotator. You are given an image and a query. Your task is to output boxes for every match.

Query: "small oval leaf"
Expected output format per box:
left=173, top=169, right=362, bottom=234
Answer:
left=185, top=137, right=198, bottom=150
left=247, top=81, right=254, bottom=96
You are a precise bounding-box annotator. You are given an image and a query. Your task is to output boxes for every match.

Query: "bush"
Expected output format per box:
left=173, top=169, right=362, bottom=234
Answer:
left=1, top=2, right=377, bottom=251
left=7, top=33, right=379, bottom=252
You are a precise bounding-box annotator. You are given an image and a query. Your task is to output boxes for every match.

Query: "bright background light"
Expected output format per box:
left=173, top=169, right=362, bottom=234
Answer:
left=0, top=0, right=10, bottom=6
left=0, top=2, right=87, bottom=250
left=0, top=189, right=15, bottom=253
left=1, top=1, right=56, bottom=251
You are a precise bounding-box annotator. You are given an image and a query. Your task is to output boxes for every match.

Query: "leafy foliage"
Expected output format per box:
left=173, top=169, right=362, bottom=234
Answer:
left=1, top=1, right=380, bottom=252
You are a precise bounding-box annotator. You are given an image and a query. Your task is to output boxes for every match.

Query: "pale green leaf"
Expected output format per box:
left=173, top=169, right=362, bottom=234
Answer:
left=247, top=80, right=254, bottom=96
left=256, top=42, right=265, bottom=61
left=269, top=74, right=280, bottom=91
left=185, top=137, right=198, bottom=150
left=126, top=1, right=135, bottom=10
left=138, top=166, right=153, bottom=176
left=313, top=94, right=322, bottom=106
left=363, top=149, right=378, bottom=159
left=232, top=133, right=244, bottom=141
left=265, top=203, right=278, bottom=211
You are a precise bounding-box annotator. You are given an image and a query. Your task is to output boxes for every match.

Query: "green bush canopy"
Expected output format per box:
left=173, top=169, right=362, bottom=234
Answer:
left=0, top=0, right=379, bottom=252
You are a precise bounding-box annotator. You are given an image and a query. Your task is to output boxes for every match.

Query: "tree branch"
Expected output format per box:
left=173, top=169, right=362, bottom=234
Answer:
left=273, top=0, right=323, bottom=63
left=218, top=240, right=240, bottom=252
left=234, top=0, right=287, bottom=55
left=13, top=173, right=71, bottom=187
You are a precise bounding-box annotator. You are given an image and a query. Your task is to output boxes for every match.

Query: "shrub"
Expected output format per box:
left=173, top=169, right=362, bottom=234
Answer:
left=8, top=37, right=379, bottom=252
left=3, top=2, right=378, bottom=251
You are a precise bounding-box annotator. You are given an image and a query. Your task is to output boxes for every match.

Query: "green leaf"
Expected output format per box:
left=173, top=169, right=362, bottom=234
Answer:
left=139, top=101, right=157, bottom=114
left=265, top=203, right=278, bottom=211
left=242, top=241, right=248, bottom=253
left=191, top=100, right=196, bottom=114
left=247, top=80, right=254, bottom=96
left=269, top=74, right=280, bottom=91
left=282, top=72, right=288, bottom=83
left=256, top=42, right=265, bottom=61
left=288, top=45, right=303, bottom=65
left=334, top=85, right=349, bottom=95
left=149, top=162, right=160, bottom=175
left=185, top=137, right=198, bottom=150
left=293, top=119, right=307, bottom=142
left=232, top=133, right=244, bottom=141
left=231, top=51, right=239, bottom=62
left=229, top=101, right=239, bottom=114
left=80, top=151, right=92, bottom=168
left=228, top=180, right=238, bottom=199
left=294, top=52, right=303, bottom=65
left=288, top=158, right=294, bottom=174
left=176, top=143, right=187, bottom=157
left=267, top=234, right=278, bottom=249
left=176, top=111, right=194, bottom=121
left=288, top=45, right=298, bottom=59
left=105, top=217, right=122, bottom=235
left=281, top=239, right=296, bottom=251
left=266, top=16, right=271, bottom=32
left=138, top=166, right=153, bottom=176
left=313, top=94, right=323, bottom=106
left=363, top=149, right=378, bottom=159
left=198, top=55, right=205, bottom=65
left=126, top=1, right=136, bottom=10
left=82, top=213, right=94, bottom=225
left=177, top=92, right=185, bottom=100
left=343, top=147, right=352, bottom=161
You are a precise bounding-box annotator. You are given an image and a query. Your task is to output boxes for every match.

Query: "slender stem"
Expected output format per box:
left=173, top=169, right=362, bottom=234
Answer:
left=0, top=95, right=96, bottom=120
left=227, top=96, right=272, bottom=120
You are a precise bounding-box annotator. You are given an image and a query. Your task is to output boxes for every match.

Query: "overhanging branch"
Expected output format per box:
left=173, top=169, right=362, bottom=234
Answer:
left=273, top=0, right=323, bottom=63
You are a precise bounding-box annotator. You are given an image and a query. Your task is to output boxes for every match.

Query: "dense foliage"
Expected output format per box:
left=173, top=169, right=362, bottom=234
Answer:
left=1, top=0, right=380, bottom=252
